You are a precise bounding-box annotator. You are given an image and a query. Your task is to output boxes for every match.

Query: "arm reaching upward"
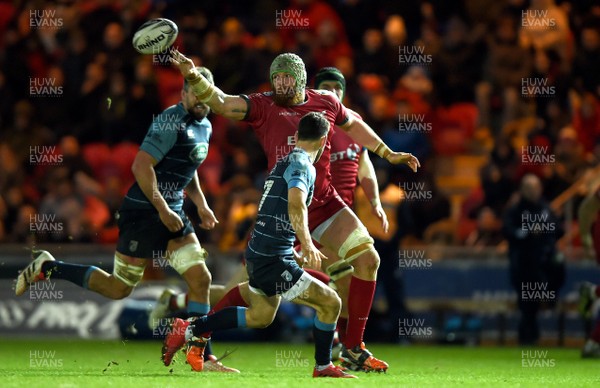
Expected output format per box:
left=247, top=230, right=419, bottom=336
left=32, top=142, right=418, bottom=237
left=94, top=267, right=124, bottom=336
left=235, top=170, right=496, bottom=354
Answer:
left=170, top=49, right=248, bottom=120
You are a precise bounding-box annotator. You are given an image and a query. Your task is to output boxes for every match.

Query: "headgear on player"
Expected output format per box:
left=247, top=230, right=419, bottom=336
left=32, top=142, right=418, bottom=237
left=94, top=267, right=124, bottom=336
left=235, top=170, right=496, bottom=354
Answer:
left=314, top=67, right=346, bottom=100
left=270, top=53, right=307, bottom=99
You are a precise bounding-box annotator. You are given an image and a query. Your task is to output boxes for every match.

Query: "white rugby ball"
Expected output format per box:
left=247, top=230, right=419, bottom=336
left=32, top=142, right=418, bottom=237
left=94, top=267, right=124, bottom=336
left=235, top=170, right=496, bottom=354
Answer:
left=132, top=18, right=178, bottom=55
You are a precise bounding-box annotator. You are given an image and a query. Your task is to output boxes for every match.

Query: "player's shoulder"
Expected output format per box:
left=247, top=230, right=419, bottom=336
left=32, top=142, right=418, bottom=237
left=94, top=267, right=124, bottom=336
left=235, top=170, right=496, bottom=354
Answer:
left=283, top=151, right=311, bottom=174
left=349, top=108, right=362, bottom=121
left=157, top=103, right=186, bottom=120
left=307, top=88, right=338, bottom=102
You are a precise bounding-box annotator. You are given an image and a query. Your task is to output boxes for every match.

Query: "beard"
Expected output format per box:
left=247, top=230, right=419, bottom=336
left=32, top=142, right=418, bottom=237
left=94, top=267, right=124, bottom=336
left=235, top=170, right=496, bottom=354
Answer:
left=188, top=103, right=210, bottom=121
left=272, top=91, right=297, bottom=106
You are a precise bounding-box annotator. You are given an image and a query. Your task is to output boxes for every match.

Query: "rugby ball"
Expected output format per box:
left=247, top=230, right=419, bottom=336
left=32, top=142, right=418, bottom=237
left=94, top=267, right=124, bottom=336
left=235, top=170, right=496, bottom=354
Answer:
left=132, top=18, right=178, bottom=55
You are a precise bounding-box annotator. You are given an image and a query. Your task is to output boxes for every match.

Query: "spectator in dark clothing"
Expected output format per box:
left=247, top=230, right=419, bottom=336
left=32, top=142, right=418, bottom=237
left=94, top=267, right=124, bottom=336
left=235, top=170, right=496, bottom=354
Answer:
left=431, top=15, right=484, bottom=105
left=502, top=174, right=565, bottom=345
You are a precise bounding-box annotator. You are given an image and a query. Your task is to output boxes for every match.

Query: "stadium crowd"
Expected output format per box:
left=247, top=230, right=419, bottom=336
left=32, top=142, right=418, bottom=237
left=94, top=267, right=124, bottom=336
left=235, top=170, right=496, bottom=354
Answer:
left=0, top=0, right=599, bottom=258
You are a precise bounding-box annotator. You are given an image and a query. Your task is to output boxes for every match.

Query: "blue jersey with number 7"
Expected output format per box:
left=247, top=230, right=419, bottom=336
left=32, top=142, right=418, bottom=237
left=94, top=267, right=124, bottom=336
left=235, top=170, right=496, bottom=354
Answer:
left=246, top=148, right=315, bottom=258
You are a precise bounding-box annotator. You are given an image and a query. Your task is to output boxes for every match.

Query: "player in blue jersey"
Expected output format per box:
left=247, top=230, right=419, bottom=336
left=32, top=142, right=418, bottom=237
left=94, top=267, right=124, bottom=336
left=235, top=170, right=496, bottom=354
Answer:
left=163, top=112, right=356, bottom=378
left=15, top=67, right=236, bottom=371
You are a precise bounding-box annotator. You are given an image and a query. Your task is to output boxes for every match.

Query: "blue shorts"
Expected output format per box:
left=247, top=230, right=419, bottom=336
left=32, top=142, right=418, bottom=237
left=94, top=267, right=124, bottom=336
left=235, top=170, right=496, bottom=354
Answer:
left=116, top=208, right=194, bottom=259
left=245, top=255, right=312, bottom=301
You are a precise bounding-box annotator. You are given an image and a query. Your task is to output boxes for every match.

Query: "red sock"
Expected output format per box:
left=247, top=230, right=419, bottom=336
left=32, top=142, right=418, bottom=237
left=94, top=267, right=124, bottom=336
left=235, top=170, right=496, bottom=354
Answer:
left=209, top=285, right=248, bottom=315
left=345, top=276, right=376, bottom=349
left=305, top=268, right=330, bottom=285
left=595, top=285, right=600, bottom=298
left=592, top=320, right=600, bottom=343
left=337, top=317, right=348, bottom=343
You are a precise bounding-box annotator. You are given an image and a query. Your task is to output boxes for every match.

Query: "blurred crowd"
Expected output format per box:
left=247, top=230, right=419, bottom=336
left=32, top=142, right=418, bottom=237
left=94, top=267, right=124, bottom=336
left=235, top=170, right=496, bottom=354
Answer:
left=0, top=0, right=599, bottom=257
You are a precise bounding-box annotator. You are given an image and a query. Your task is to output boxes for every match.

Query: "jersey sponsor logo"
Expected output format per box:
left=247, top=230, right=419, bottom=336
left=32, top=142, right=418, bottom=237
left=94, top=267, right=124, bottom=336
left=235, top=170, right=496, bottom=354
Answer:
left=189, top=142, right=209, bottom=162
left=331, top=143, right=360, bottom=162
left=278, top=111, right=300, bottom=116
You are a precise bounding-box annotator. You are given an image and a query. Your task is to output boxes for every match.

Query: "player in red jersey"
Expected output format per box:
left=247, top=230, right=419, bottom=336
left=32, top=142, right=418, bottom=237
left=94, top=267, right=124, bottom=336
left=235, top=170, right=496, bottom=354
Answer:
left=313, top=67, right=389, bottom=364
left=577, top=181, right=600, bottom=358
left=170, top=49, right=420, bottom=372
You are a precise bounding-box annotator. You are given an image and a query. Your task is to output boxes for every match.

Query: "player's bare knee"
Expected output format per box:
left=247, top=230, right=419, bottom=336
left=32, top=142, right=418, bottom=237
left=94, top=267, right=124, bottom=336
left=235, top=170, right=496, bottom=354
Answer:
left=171, top=244, right=210, bottom=283
left=315, top=285, right=341, bottom=317
left=195, top=267, right=212, bottom=286
left=326, top=292, right=342, bottom=314
left=110, top=281, right=134, bottom=300
left=355, top=247, right=380, bottom=273
left=112, top=254, right=145, bottom=295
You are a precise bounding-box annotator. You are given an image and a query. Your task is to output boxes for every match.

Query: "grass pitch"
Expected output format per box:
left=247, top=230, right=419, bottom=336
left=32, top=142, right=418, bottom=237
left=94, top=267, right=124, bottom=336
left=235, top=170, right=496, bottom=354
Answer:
left=1, top=339, right=598, bottom=387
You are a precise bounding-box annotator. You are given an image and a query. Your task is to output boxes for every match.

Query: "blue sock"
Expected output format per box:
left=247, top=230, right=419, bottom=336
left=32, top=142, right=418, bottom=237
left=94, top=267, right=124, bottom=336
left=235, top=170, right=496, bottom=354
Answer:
left=187, top=301, right=210, bottom=317
left=313, top=317, right=336, bottom=366
left=190, top=307, right=247, bottom=338
left=41, top=261, right=98, bottom=289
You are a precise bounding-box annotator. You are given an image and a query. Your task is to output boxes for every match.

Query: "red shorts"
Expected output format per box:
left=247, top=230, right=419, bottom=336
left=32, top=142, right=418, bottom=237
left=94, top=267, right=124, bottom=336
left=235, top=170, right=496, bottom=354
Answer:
left=308, top=190, right=347, bottom=233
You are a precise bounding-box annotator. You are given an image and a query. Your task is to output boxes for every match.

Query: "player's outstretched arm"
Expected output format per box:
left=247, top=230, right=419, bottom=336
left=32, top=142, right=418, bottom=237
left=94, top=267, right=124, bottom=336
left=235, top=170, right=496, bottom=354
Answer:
left=340, top=116, right=420, bottom=172
left=170, top=49, right=247, bottom=121
left=186, top=171, right=218, bottom=230
left=288, top=187, right=327, bottom=269
left=357, top=152, right=389, bottom=233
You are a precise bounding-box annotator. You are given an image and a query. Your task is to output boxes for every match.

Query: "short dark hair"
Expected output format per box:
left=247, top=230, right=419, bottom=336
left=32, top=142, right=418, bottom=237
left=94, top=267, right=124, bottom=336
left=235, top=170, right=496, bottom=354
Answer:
left=298, top=112, right=329, bottom=141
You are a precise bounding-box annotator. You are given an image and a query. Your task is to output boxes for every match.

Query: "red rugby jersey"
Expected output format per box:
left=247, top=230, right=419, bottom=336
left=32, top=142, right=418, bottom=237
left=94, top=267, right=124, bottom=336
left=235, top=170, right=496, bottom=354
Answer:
left=329, top=111, right=363, bottom=207
left=242, top=89, right=350, bottom=210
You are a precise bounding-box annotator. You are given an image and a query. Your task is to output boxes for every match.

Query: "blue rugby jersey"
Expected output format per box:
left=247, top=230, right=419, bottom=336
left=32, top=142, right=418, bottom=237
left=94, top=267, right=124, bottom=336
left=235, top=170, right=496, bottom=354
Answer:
left=247, top=148, right=316, bottom=258
left=121, top=102, right=211, bottom=212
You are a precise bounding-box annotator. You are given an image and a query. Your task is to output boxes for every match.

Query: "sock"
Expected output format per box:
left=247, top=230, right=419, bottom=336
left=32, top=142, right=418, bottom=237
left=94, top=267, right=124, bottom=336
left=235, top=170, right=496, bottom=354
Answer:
left=190, top=306, right=247, bottom=338
left=594, top=285, right=600, bottom=299
left=305, top=269, right=330, bottom=285
left=187, top=301, right=210, bottom=317
left=591, top=320, right=600, bottom=343
left=345, top=276, right=376, bottom=348
left=41, top=261, right=98, bottom=289
left=313, top=316, right=336, bottom=367
left=210, top=285, right=248, bottom=314
left=187, top=301, right=212, bottom=358
left=336, top=317, right=348, bottom=344
left=169, top=293, right=187, bottom=311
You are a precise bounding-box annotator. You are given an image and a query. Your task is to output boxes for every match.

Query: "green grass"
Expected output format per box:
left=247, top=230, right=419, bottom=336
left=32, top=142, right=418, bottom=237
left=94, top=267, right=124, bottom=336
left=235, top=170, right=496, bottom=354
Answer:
left=1, top=339, right=598, bottom=387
